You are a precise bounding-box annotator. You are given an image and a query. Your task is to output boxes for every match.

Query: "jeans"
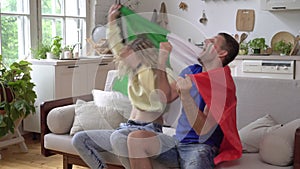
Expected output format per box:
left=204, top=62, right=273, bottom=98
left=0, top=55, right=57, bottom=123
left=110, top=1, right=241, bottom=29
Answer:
left=72, top=121, right=179, bottom=169
left=177, top=143, right=218, bottom=169
left=72, top=129, right=114, bottom=169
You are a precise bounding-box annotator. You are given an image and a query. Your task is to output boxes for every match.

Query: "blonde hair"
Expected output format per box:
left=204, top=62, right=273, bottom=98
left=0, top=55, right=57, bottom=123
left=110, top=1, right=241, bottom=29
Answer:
left=114, top=37, right=159, bottom=78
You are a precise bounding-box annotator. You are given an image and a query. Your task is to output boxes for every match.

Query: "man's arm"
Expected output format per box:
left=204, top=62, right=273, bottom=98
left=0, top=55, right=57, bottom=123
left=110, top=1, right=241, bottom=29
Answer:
left=177, top=76, right=207, bottom=135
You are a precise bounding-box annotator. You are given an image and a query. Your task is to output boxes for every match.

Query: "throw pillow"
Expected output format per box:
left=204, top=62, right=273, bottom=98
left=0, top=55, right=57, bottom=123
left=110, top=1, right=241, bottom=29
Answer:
left=47, top=104, right=76, bottom=134
left=69, top=100, right=129, bottom=136
left=238, top=114, right=282, bottom=153
left=92, top=89, right=132, bottom=118
left=259, top=118, right=300, bottom=166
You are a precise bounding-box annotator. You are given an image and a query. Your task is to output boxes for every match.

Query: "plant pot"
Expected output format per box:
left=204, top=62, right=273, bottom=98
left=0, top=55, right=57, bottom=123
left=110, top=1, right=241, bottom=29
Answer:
left=253, top=48, right=261, bottom=54
left=46, top=52, right=56, bottom=59
left=0, top=86, right=13, bottom=103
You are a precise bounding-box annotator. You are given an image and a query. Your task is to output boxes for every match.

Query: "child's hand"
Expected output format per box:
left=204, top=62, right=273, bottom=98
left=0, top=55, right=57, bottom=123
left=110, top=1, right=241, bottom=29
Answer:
left=108, top=4, right=121, bottom=22
left=159, top=42, right=172, bottom=66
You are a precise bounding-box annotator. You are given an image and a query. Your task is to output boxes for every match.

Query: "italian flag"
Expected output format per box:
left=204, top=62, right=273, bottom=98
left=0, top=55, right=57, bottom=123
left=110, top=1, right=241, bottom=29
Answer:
left=119, top=6, right=202, bottom=75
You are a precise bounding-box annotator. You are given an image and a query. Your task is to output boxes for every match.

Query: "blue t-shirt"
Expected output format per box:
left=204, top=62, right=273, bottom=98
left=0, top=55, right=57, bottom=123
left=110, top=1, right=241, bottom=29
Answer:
left=175, top=64, right=223, bottom=147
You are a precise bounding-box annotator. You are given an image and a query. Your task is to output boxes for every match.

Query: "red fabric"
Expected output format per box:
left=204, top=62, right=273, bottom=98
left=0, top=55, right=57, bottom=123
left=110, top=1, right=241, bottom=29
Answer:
left=189, top=66, right=242, bottom=165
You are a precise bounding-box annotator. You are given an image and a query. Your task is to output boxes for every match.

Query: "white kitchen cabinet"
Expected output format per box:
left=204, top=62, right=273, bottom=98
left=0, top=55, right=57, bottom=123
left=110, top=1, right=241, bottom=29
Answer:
left=261, top=0, right=300, bottom=11
left=24, top=59, right=114, bottom=133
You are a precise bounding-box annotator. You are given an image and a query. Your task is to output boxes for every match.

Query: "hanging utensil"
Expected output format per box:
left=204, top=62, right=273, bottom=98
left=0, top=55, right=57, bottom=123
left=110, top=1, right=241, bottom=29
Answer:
left=290, top=35, right=300, bottom=56
left=236, top=9, right=255, bottom=32
left=199, top=10, right=208, bottom=24
left=234, top=34, right=239, bottom=42
left=239, top=33, right=248, bottom=44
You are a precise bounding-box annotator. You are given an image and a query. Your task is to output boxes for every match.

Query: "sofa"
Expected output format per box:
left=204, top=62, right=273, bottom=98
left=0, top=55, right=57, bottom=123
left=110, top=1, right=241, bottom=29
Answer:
left=41, top=70, right=300, bottom=169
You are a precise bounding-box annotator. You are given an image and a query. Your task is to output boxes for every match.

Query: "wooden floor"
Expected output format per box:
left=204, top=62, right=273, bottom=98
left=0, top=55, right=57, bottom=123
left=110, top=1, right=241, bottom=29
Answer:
left=0, top=133, right=88, bottom=169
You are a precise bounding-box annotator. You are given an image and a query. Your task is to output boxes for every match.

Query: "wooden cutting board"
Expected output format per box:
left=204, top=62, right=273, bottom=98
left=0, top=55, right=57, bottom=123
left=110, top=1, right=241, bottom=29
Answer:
left=236, top=9, right=255, bottom=32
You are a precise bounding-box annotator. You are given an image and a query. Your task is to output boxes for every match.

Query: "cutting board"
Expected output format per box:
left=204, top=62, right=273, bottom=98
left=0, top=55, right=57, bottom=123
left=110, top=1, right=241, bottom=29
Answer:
left=236, top=9, right=255, bottom=32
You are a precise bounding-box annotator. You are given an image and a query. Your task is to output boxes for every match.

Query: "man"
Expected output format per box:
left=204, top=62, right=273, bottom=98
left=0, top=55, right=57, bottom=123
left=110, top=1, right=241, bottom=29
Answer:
left=127, top=33, right=242, bottom=169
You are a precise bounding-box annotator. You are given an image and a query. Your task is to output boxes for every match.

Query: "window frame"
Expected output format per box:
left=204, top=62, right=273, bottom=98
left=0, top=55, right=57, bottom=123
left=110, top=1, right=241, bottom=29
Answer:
left=0, top=0, right=90, bottom=61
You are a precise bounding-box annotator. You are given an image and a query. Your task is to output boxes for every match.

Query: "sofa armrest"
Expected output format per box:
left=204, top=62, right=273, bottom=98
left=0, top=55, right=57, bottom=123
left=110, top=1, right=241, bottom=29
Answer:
left=40, top=94, right=93, bottom=157
left=294, top=127, right=300, bottom=169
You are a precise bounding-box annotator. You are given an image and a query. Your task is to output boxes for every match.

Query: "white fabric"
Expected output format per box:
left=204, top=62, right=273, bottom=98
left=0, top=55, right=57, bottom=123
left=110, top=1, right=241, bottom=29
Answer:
left=47, top=104, right=76, bottom=134
left=92, top=89, right=132, bottom=116
left=238, top=114, right=282, bottom=153
left=69, top=100, right=129, bottom=136
left=167, top=33, right=202, bottom=75
left=259, top=118, right=300, bottom=166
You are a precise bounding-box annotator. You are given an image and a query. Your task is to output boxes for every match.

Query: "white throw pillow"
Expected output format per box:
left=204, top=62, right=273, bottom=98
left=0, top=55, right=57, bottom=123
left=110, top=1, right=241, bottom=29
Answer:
left=259, top=118, right=300, bottom=166
left=47, top=104, right=76, bottom=134
left=92, top=89, right=132, bottom=117
left=70, top=100, right=130, bottom=136
left=238, top=114, right=282, bottom=153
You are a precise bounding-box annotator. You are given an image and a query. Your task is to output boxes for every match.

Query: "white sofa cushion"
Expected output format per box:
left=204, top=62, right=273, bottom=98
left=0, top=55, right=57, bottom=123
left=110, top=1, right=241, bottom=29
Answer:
left=238, top=114, right=282, bottom=152
left=47, top=104, right=76, bottom=134
left=215, top=153, right=292, bottom=169
left=259, top=118, right=300, bottom=166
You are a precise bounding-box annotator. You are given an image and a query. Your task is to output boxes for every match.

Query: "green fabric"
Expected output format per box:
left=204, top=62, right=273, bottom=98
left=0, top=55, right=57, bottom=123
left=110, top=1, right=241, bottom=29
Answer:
left=120, top=6, right=169, bottom=48
left=113, top=6, right=175, bottom=95
left=119, top=6, right=172, bottom=68
left=112, top=75, right=129, bottom=96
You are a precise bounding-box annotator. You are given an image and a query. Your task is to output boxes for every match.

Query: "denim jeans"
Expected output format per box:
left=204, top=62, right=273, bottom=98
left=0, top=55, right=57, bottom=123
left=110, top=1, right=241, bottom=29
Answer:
left=177, top=143, right=217, bottom=169
left=72, top=129, right=114, bottom=169
left=72, top=121, right=179, bottom=169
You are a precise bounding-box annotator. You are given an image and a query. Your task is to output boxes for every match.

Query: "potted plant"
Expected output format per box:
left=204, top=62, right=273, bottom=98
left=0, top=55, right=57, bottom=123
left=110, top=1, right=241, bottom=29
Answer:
left=62, top=44, right=76, bottom=59
left=0, top=55, right=37, bottom=137
left=274, top=40, right=293, bottom=56
left=248, top=38, right=268, bottom=54
left=30, top=43, right=51, bottom=59
left=239, top=42, right=249, bottom=55
left=48, top=36, right=63, bottom=59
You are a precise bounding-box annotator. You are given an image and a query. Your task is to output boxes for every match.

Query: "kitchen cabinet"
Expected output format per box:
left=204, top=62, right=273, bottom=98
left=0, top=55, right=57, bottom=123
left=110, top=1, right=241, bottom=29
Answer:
left=261, top=0, right=300, bottom=11
left=229, top=55, right=300, bottom=80
left=23, top=58, right=114, bottom=133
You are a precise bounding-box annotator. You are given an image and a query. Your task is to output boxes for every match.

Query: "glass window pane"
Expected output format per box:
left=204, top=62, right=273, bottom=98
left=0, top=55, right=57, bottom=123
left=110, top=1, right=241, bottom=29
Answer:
left=42, top=0, right=63, bottom=15
left=0, top=0, right=29, bottom=14
left=42, top=17, right=63, bottom=45
left=1, top=15, right=29, bottom=65
left=65, top=0, right=86, bottom=17
left=65, top=18, right=86, bottom=54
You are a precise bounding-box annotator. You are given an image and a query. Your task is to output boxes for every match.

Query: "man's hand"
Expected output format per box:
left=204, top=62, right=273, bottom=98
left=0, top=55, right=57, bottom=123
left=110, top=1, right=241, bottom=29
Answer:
left=176, top=75, right=193, bottom=96
left=158, top=42, right=172, bottom=68
left=108, top=4, right=121, bottom=23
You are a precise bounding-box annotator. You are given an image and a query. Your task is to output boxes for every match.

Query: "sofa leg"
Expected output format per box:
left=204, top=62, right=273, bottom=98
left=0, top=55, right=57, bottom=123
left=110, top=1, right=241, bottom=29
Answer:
left=63, top=155, right=73, bottom=169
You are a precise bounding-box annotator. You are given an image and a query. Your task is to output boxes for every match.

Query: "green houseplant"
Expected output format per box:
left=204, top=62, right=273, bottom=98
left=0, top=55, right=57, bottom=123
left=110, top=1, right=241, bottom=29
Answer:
left=30, top=43, right=51, bottom=59
left=51, top=36, right=63, bottom=58
left=274, top=40, right=293, bottom=56
left=239, top=42, right=249, bottom=55
left=0, top=55, right=37, bottom=137
left=249, top=38, right=268, bottom=54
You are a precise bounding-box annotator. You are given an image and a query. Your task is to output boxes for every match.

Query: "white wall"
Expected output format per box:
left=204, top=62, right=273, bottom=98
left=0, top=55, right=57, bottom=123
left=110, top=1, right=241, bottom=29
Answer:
left=136, top=0, right=300, bottom=46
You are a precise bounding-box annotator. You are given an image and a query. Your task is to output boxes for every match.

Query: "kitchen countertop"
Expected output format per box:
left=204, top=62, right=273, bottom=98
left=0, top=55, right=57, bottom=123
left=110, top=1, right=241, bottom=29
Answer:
left=28, top=56, right=115, bottom=66
left=236, top=55, right=300, bottom=61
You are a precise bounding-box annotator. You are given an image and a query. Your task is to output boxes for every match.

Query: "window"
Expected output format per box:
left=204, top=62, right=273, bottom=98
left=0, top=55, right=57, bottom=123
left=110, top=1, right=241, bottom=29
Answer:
left=0, top=0, right=30, bottom=65
left=41, top=0, right=87, bottom=54
left=0, top=0, right=87, bottom=65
